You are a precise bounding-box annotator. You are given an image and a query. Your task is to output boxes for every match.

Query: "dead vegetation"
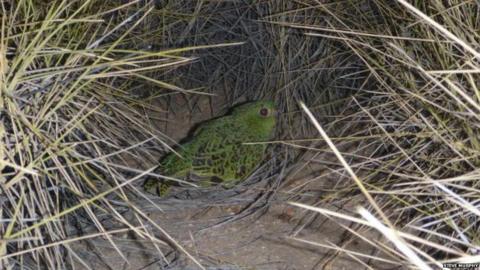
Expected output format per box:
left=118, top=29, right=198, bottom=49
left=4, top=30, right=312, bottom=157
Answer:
left=1, top=0, right=479, bottom=269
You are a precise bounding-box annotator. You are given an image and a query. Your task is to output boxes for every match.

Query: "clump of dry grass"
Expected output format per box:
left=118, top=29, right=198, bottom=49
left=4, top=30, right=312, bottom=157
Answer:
left=7, top=0, right=461, bottom=268
left=274, top=0, right=480, bottom=268
left=0, top=1, right=244, bottom=268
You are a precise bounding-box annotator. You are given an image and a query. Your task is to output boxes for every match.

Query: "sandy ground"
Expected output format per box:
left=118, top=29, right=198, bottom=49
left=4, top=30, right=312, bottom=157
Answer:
left=75, top=202, right=379, bottom=270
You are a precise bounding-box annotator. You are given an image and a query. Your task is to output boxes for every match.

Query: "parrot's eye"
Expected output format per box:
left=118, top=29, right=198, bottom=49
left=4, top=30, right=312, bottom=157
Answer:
left=259, top=107, right=269, bottom=117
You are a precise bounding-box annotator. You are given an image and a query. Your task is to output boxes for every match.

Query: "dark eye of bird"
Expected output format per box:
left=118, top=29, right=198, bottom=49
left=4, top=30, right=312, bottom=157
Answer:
left=259, top=107, right=269, bottom=117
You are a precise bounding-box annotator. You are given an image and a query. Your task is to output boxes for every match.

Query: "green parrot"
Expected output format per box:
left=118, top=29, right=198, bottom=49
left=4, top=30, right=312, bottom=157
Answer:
left=143, top=101, right=276, bottom=196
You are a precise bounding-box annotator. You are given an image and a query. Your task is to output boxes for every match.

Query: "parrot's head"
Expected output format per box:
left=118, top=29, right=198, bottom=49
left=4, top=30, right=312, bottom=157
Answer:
left=232, top=101, right=276, bottom=139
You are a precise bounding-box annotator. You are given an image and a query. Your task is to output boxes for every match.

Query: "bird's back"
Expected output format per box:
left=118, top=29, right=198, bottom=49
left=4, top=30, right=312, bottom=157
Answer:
left=160, top=115, right=268, bottom=183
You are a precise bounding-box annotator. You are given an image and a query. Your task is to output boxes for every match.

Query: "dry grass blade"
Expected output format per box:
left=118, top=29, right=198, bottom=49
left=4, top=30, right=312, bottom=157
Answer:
left=275, top=0, right=480, bottom=268
left=0, top=1, right=236, bottom=268
left=299, top=101, right=390, bottom=226
left=357, top=207, right=433, bottom=270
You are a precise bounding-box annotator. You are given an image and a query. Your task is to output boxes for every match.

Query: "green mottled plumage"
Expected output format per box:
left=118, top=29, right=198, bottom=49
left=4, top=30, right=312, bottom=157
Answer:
left=143, top=101, right=276, bottom=195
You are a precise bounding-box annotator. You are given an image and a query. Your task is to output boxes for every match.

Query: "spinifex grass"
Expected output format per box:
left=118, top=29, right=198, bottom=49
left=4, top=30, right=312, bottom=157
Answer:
left=271, top=0, right=480, bottom=268
left=0, top=1, right=241, bottom=268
